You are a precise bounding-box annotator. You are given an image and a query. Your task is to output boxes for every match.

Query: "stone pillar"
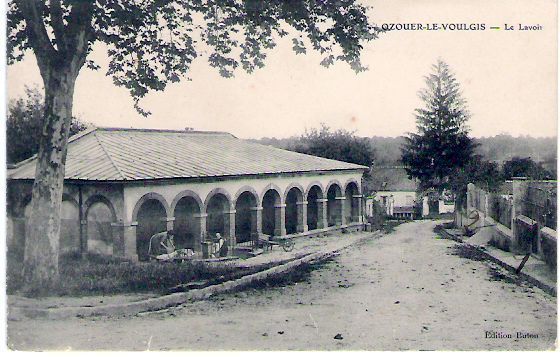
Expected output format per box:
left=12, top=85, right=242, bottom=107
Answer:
left=163, top=216, right=175, bottom=231
left=250, top=206, right=263, bottom=243
left=193, top=213, right=207, bottom=253
left=316, top=199, right=328, bottom=229
left=122, top=221, right=138, bottom=261
left=512, top=178, right=529, bottom=250
left=274, top=204, right=286, bottom=236
left=296, top=201, right=308, bottom=233
left=110, top=221, right=126, bottom=257
left=335, top=196, right=347, bottom=226
left=466, top=183, right=475, bottom=211
left=225, top=210, right=236, bottom=255
left=80, top=219, right=88, bottom=255
left=353, top=194, right=364, bottom=223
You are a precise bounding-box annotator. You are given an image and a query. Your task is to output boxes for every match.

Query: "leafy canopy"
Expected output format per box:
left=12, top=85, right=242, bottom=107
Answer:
left=401, top=59, right=477, bottom=192
left=7, top=86, right=89, bottom=164
left=293, top=123, right=375, bottom=167
left=502, top=156, right=553, bottom=180
left=8, top=0, right=380, bottom=114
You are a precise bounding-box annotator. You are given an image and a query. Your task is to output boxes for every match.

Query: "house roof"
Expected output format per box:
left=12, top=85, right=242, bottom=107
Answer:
left=370, top=166, right=418, bottom=192
left=8, top=127, right=367, bottom=181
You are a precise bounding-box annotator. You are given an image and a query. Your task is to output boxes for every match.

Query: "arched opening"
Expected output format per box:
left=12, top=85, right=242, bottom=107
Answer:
left=136, top=199, right=167, bottom=261
left=345, top=182, right=360, bottom=223
left=60, top=200, right=81, bottom=255
left=86, top=200, right=115, bottom=255
left=206, top=193, right=230, bottom=238
left=306, top=185, right=323, bottom=230
left=285, top=187, right=303, bottom=234
left=235, top=191, right=258, bottom=244
left=327, top=184, right=342, bottom=227
left=262, top=189, right=281, bottom=237
left=174, top=196, right=201, bottom=250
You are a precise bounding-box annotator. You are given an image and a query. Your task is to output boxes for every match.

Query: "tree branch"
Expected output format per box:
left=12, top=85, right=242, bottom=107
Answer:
left=49, top=0, right=67, bottom=53
left=14, top=0, right=57, bottom=67
left=65, top=0, right=95, bottom=76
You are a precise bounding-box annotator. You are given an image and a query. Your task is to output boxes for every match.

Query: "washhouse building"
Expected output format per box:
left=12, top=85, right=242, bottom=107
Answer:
left=7, top=127, right=367, bottom=261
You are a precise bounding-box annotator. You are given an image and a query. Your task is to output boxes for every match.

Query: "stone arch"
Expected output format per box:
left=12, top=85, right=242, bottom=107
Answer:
left=282, top=183, right=305, bottom=202
left=205, top=188, right=233, bottom=239
left=284, top=185, right=305, bottom=234
left=132, top=192, right=170, bottom=222
left=325, top=179, right=344, bottom=196
left=260, top=184, right=283, bottom=206
left=304, top=181, right=325, bottom=199
left=170, top=189, right=203, bottom=214
left=59, top=196, right=81, bottom=255
left=84, top=194, right=117, bottom=222
left=344, top=181, right=361, bottom=223
left=173, top=191, right=202, bottom=251
left=306, top=184, right=324, bottom=230
left=203, top=188, right=233, bottom=212
left=234, top=190, right=259, bottom=244
left=233, top=186, right=260, bottom=208
left=261, top=187, right=282, bottom=237
left=135, top=197, right=168, bottom=261
left=326, top=182, right=343, bottom=227
left=344, top=178, right=362, bottom=194
left=84, top=195, right=117, bottom=256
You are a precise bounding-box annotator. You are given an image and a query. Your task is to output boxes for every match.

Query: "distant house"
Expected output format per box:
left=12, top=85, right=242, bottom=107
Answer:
left=366, top=166, right=421, bottom=220
left=7, top=127, right=367, bottom=261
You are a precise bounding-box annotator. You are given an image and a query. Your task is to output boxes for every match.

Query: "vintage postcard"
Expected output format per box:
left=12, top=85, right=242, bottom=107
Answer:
left=3, top=0, right=557, bottom=352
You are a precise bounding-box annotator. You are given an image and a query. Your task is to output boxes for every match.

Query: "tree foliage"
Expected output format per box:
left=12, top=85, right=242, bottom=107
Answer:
left=502, top=156, right=553, bottom=180
left=9, top=0, right=380, bottom=114
left=448, top=155, right=503, bottom=208
left=293, top=123, right=375, bottom=167
left=7, top=86, right=89, bottom=164
left=401, top=59, right=477, bottom=192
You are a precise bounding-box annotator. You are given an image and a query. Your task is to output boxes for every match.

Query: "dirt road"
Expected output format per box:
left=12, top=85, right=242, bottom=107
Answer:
left=8, top=220, right=557, bottom=351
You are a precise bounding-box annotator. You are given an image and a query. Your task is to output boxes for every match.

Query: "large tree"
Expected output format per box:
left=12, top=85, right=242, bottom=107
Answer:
left=293, top=123, right=375, bottom=167
left=7, top=86, right=89, bottom=164
left=8, top=0, right=380, bottom=293
left=401, top=59, right=476, bottom=193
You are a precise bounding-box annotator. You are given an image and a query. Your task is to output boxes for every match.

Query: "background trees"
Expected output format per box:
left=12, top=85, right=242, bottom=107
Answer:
left=401, top=59, right=477, bottom=193
left=292, top=124, right=375, bottom=167
left=7, top=86, right=89, bottom=164
left=8, top=1, right=379, bottom=293
left=502, top=157, right=554, bottom=180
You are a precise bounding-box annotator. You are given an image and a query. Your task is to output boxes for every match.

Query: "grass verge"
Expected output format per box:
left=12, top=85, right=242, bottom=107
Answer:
left=7, top=250, right=280, bottom=297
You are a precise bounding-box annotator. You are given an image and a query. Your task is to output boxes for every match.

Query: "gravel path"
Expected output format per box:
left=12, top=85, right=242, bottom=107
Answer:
left=8, top=220, right=557, bottom=351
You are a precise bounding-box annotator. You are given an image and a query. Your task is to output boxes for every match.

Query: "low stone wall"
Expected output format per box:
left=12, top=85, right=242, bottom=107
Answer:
left=515, top=215, right=538, bottom=253
left=484, top=216, right=514, bottom=252
left=540, top=227, right=557, bottom=274
left=466, top=182, right=558, bottom=273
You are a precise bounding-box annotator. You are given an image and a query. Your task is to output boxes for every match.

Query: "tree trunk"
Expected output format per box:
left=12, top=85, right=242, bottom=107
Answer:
left=22, top=69, right=77, bottom=295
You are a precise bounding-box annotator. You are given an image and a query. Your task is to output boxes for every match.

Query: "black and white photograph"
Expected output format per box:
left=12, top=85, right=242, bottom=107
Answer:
left=3, top=0, right=558, bottom=351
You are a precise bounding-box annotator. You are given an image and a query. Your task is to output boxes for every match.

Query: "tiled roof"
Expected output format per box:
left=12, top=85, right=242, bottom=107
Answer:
left=8, top=127, right=366, bottom=181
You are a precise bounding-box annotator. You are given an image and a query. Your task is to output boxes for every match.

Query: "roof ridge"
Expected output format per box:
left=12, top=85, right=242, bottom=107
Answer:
left=93, top=131, right=127, bottom=180
left=96, top=127, right=233, bottom=135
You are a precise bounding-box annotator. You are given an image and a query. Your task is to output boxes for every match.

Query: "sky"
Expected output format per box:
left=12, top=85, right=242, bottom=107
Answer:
left=6, top=0, right=558, bottom=139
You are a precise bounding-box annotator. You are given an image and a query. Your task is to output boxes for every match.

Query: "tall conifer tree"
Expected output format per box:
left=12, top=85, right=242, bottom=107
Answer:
left=401, top=59, right=476, bottom=193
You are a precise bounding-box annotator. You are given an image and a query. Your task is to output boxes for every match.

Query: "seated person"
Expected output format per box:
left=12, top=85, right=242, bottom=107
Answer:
left=148, top=230, right=176, bottom=258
